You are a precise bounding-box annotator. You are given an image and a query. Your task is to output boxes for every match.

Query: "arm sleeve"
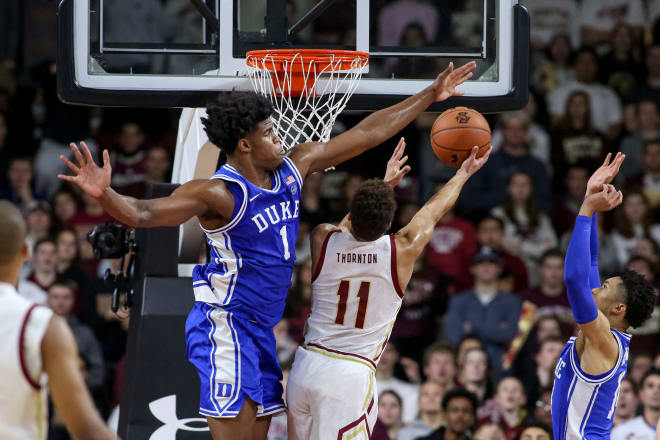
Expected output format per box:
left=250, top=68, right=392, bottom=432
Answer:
left=589, top=212, right=601, bottom=289
left=564, top=215, right=599, bottom=324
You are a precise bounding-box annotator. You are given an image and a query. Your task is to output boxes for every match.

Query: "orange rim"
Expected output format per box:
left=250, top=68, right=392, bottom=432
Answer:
left=246, top=49, right=369, bottom=70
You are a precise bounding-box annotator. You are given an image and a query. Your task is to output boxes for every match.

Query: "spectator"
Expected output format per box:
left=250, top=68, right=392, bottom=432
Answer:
left=619, top=102, right=660, bottom=181
left=579, top=0, right=644, bottom=48
left=598, top=23, right=644, bottom=99
left=611, top=189, right=660, bottom=268
left=0, top=112, right=11, bottom=189
left=630, top=353, right=654, bottom=387
left=391, top=23, right=440, bottom=79
left=625, top=256, right=660, bottom=356
left=474, top=216, right=529, bottom=293
left=491, top=94, right=552, bottom=172
left=612, top=369, right=660, bottom=440
left=422, top=342, right=458, bottom=393
left=613, top=378, right=639, bottom=427
left=457, top=347, right=492, bottom=405
left=474, top=423, right=507, bottom=440
left=515, top=336, right=564, bottom=407
left=547, top=47, right=623, bottom=140
left=55, top=227, right=94, bottom=316
left=116, top=145, right=172, bottom=198
left=627, top=44, right=660, bottom=107
left=47, top=280, right=105, bottom=390
left=477, top=377, right=527, bottom=440
left=550, top=91, right=608, bottom=173
left=425, top=184, right=478, bottom=291
left=377, top=0, right=438, bottom=47
left=68, top=192, right=114, bottom=240
left=376, top=342, right=420, bottom=424
left=552, top=164, right=589, bottom=236
left=518, top=249, right=573, bottom=331
left=24, top=200, right=53, bottom=258
left=520, top=1, right=579, bottom=50
left=111, top=122, right=148, bottom=188
left=445, top=248, right=522, bottom=378
left=533, top=34, right=575, bottom=94
left=397, top=381, right=445, bottom=440
left=459, top=113, right=551, bottom=216
left=417, top=388, right=478, bottom=440
left=18, top=237, right=57, bottom=304
left=516, top=422, right=552, bottom=440
left=373, top=390, right=404, bottom=440
left=530, top=390, right=553, bottom=427
left=491, top=172, right=558, bottom=284
left=628, top=140, right=660, bottom=211
left=457, top=335, right=484, bottom=368
left=273, top=318, right=297, bottom=364
left=52, top=187, right=83, bottom=228
left=0, top=157, right=45, bottom=212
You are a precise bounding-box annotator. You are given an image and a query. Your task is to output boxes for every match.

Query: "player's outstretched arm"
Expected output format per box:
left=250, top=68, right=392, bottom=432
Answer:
left=58, top=142, right=233, bottom=228
left=584, top=153, right=626, bottom=288
left=288, top=61, right=476, bottom=175
left=396, top=145, right=490, bottom=259
left=565, top=185, right=623, bottom=354
left=42, top=316, right=118, bottom=440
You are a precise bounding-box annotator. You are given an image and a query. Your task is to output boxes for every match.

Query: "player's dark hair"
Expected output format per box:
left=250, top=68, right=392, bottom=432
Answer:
left=640, top=368, right=660, bottom=389
left=619, top=269, right=657, bottom=328
left=540, top=248, right=564, bottom=265
left=441, top=388, right=478, bottom=416
left=349, top=179, right=396, bottom=241
left=201, top=92, right=273, bottom=156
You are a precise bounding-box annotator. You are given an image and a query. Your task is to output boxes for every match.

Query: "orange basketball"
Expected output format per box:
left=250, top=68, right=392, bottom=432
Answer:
left=430, top=107, right=491, bottom=167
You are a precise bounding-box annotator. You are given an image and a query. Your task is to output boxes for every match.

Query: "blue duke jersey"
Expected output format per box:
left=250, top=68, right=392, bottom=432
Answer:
left=191, top=157, right=303, bottom=328
left=551, top=329, right=631, bottom=439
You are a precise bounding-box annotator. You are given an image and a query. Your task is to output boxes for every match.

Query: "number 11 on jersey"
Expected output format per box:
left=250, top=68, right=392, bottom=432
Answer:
left=334, top=280, right=371, bottom=329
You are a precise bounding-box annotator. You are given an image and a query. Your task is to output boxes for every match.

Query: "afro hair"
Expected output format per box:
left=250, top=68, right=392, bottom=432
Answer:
left=620, top=269, right=657, bottom=328
left=201, top=91, right=273, bottom=156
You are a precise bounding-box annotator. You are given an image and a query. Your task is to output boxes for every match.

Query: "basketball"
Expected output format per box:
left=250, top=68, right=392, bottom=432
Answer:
left=430, top=107, right=491, bottom=167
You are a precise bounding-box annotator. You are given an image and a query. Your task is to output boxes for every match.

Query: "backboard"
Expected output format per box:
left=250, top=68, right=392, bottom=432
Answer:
left=57, top=0, right=529, bottom=113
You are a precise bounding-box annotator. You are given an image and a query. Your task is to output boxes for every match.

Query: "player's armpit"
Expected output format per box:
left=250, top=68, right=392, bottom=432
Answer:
left=42, top=316, right=117, bottom=440
left=577, top=311, right=620, bottom=362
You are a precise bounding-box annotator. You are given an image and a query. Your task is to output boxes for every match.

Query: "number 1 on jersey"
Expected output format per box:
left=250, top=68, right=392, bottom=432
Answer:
left=334, top=280, right=371, bottom=329
left=279, top=225, right=290, bottom=260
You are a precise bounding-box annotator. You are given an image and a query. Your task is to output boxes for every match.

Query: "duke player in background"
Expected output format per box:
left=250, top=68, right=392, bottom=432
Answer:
left=551, top=153, right=657, bottom=440
left=58, top=61, right=477, bottom=440
left=286, top=140, right=490, bottom=440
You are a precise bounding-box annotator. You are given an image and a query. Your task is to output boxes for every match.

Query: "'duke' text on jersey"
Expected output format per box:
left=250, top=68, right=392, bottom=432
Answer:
left=336, top=252, right=378, bottom=264
left=251, top=201, right=300, bottom=232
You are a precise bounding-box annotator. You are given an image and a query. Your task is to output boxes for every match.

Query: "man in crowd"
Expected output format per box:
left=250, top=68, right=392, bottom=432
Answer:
left=445, top=247, right=522, bottom=378
left=18, top=237, right=58, bottom=304
left=477, top=376, right=527, bottom=440
left=375, top=342, right=420, bottom=424
left=418, top=388, right=478, bottom=440
left=613, top=378, right=639, bottom=427
left=612, top=369, right=660, bottom=440
left=619, top=101, right=660, bottom=180
left=423, top=342, right=458, bottom=392
left=397, top=381, right=445, bottom=440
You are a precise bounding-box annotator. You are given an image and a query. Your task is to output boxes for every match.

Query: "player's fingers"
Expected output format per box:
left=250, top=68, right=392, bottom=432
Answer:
left=602, top=152, right=612, bottom=167
left=102, top=149, right=110, bottom=168
left=455, top=61, right=476, bottom=74
left=80, top=141, right=95, bottom=164
left=60, top=155, right=80, bottom=174
left=57, top=174, right=76, bottom=182
left=70, top=143, right=86, bottom=167
left=454, top=90, right=466, bottom=96
left=402, top=165, right=411, bottom=175
left=399, top=155, right=409, bottom=165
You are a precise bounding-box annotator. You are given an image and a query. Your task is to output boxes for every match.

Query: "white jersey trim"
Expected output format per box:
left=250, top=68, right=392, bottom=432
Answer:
left=568, top=331, right=625, bottom=384
left=203, top=175, right=249, bottom=234
left=223, top=164, right=282, bottom=193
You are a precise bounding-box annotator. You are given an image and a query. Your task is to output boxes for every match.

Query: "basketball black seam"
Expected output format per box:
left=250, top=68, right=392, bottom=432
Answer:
left=432, top=141, right=491, bottom=152
left=431, top=126, right=491, bottom=136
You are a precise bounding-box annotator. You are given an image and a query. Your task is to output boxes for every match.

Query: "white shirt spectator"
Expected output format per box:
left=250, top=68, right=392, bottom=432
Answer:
left=579, top=0, right=645, bottom=33
left=377, top=377, right=420, bottom=424
left=610, top=224, right=660, bottom=268
left=611, top=415, right=657, bottom=440
left=521, top=0, right=580, bottom=48
left=547, top=79, right=623, bottom=134
left=397, top=418, right=434, bottom=440
left=17, top=279, right=48, bottom=305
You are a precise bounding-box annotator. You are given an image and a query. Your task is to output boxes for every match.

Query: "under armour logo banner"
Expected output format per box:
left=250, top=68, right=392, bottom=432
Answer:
left=149, top=395, right=209, bottom=440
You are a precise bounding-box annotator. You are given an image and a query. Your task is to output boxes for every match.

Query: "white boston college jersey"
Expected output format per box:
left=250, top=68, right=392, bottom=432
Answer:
left=0, top=282, right=53, bottom=440
left=304, top=230, right=404, bottom=368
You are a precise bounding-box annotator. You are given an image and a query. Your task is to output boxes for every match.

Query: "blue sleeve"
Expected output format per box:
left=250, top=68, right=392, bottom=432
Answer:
left=564, top=215, right=599, bottom=324
left=589, top=212, right=601, bottom=289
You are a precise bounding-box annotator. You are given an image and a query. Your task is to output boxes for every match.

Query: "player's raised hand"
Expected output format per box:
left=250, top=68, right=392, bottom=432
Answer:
left=584, top=184, right=623, bottom=212
left=586, top=152, right=625, bottom=197
left=384, top=137, right=412, bottom=188
left=58, top=142, right=112, bottom=198
left=459, top=145, right=491, bottom=177
left=433, top=61, right=476, bottom=102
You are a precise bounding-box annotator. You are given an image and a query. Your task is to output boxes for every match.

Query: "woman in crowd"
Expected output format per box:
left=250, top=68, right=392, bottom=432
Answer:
left=491, top=172, right=557, bottom=285
left=533, top=34, right=574, bottom=94
left=457, top=347, right=493, bottom=407
left=611, top=189, right=660, bottom=268
left=373, top=390, right=405, bottom=440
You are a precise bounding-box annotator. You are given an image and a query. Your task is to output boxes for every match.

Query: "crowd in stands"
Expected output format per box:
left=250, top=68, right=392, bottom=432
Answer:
left=1, top=1, right=660, bottom=439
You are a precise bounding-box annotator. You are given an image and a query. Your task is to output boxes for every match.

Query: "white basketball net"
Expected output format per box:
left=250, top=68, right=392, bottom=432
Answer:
left=246, top=51, right=368, bottom=151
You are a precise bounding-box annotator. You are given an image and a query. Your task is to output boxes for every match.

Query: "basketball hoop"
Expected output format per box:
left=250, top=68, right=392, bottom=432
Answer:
left=246, top=49, right=369, bottom=151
